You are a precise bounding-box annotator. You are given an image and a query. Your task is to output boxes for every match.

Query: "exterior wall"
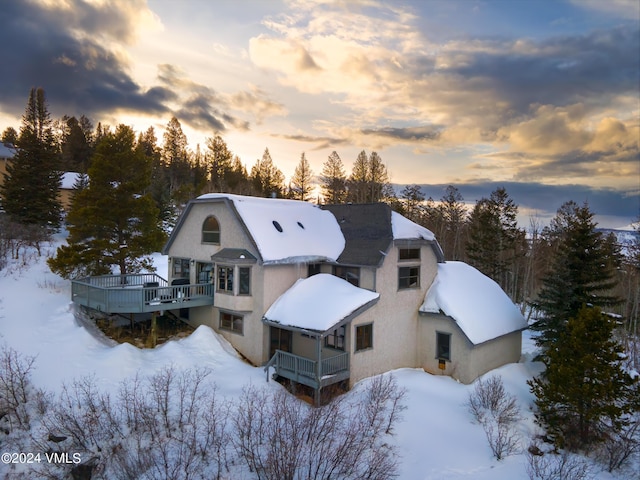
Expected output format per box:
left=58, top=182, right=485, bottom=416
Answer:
left=349, top=242, right=439, bottom=386
left=418, top=312, right=523, bottom=384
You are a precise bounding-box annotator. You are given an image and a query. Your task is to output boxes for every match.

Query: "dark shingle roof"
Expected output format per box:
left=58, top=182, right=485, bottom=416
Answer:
left=322, top=203, right=393, bottom=266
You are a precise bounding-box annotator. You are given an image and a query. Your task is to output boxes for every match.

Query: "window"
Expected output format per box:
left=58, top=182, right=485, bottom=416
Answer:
left=238, top=267, right=251, bottom=295
left=217, top=266, right=233, bottom=293
left=220, top=312, right=243, bottom=334
left=172, top=258, right=190, bottom=279
left=197, top=262, right=213, bottom=283
left=202, top=216, right=220, bottom=244
left=325, top=326, right=345, bottom=350
left=399, top=248, right=420, bottom=260
left=333, top=266, right=360, bottom=287
left=436, top=332, right=451, bottom=361
left=355, top=324, right=373, bottom=352
left=398, top=266, right=420, bottom=289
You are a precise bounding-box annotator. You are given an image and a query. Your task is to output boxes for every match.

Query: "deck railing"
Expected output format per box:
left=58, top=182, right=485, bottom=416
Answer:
left=265, top=350, right=350, bottom=389
left=71, top=274, right=214, bottom=314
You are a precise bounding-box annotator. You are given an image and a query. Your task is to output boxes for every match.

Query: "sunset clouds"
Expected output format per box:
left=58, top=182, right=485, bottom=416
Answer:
left=0, top=0, right=637, bottom=225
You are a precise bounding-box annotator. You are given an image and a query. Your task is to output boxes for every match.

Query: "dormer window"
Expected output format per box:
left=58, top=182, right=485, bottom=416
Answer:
left=202, top=216, right=220, bottom=244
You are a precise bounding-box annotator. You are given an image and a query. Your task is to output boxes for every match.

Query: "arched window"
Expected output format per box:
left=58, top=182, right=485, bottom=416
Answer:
left=202, top=216, right=220, bottom=244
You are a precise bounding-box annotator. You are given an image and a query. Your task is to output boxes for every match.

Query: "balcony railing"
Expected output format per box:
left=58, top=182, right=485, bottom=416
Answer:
left=71, top=274, right=214, bottom=314
left=265, top=349, right=350, bottom=390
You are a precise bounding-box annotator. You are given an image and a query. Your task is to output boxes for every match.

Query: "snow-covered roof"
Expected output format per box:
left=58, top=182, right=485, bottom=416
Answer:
left=0, top=143, right=16, bottom=158
left=264, top=274, right=379, bottom=333
left=391, top=211, right=435, bottom=241
left=61, top=172, right=81, bottom=190
left=420, top=261, right=527, bottom=345
left=197, top=193, right=346, bottom=264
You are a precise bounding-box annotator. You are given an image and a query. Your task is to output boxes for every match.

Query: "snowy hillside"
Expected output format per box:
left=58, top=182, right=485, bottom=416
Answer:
left=0, top=238, right=636, bottom=479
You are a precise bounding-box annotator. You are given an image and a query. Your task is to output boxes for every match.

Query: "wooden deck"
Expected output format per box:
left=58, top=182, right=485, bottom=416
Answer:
left=71, top=273, right=214, bottom=314
left=265, top=349, right=350, bottom=390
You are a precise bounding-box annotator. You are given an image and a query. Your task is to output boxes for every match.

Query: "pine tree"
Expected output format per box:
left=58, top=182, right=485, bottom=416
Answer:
left=528, top=305, right=638, bottom=450
left=465, top=187, right=522, bottom=295
left=162, top=117, right=192, bottom=204
left=290, top=152, right=313, bottom=201
left=1, top=127, right=18, bottom=144
left=250, top=148, right=285, bottom=197
left=205, top=135, right=233, bottom=192
left=48, top=125, right=166, bottom=278
left=530, top=201, right=620, bottom=354
left=60, top=116, right=93, bottom=173
left=400, top=184, right=425, bottom=223
left=0, top=88, right=62, bottom=229
left=347, top=150, right=369, bottom=203
left=439, top=185, right=467, bottom=261
left=320, top=151, right=347, bottom=204
left=368, top=151, right=389, bottom=203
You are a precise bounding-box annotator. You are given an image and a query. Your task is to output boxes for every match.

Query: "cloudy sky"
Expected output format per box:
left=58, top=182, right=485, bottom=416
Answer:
left=0, top=0, right=638, bottom=227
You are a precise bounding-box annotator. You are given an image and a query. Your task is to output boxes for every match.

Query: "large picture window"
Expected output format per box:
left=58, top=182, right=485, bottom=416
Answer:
left=436, top=332, right=451, bottom=361
left=355, top=324, right=373, bottom=352
left=220, top=312, right=243, bottom=334
left=202, top=216, right=220, bottom=244
left=398, top=266, right=420, bottom=289
left=217, top=266, right=233, bottom=293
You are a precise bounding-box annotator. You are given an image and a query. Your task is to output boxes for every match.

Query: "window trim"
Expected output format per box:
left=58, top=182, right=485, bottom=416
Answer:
left=172, top=257, right=190, bottom=279
left=220, top=311, right=243, bottom=335
left=217, top=265, right=234, bottom=293
left=333, top=265, right=360, bottom=287
left=202, top=216, right=221, bottom=244
left=238, top=266, right=251, bottom=296
left=398, top=265, right=420, bottom=290
left=398, top=247, right=420, bottom=261
left=436, top=331, right=451, bottom=361
left=355, top=323, right=373, bottom=352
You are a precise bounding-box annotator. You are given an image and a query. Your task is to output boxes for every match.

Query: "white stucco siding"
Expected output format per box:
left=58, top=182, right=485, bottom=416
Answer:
left=166, top=201, right=258, bottom=276
left=349, top=243, right=439, bottom=386
left=418, top=312, right=523, bottom=384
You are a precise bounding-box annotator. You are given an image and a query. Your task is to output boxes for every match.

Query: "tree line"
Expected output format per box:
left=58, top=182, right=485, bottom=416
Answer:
left=1, top=87, right=639, bottom=471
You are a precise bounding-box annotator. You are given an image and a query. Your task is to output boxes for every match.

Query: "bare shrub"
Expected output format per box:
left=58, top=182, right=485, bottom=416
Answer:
left=233, top=374, right=406, bottom=480
left=595, top=412, right=640, bottom=472
left=0, top=346, right=37, bottom=432
left=36, top=366, right=229, bottom=480
left=526, top=445, right=593, bottom=480
left=467, top=375, right=521, bottom=460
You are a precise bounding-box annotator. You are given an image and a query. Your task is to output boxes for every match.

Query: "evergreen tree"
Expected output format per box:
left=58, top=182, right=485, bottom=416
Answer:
left=162, top=117, right=192, bottom=204
left=250, top=148, right=285, bottom=197
left=399, top=184, right=425, bottom=223
left=320, top=151, right=347, bottom=204
left=138, top=127, right=172, bottom=229
left=1, top=127, right=18, bottom=145
left=439, top=185, right=467, bottom=261
left=227, top=155, right=251, bottom=194
left=60, top=116, right=93, bottom=173
left=48, top=125, right=166, bottom=278
left=530, top=201, right=620, bottom=354
left=528, top=305, right=638, bottom=450
left=368, top=151, right=389, bottom=203
left=0, top=88, right=62, bottom=229
left=290, top=152, right=313, bottom=201
left=347, top=150, right=369, bottom=203
left=205, top=135, right=233, bottom=192
left=465, top=187, right=522, bottom=296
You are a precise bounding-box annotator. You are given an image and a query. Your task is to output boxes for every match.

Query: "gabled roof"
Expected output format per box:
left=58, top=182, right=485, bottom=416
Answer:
left=164, top=194, right=345, bottom=264
left=263, top=274, right=379, bottom=334
left=322, top=203, right=443, bottom=266
left=420, top=261, right=527, bottom=345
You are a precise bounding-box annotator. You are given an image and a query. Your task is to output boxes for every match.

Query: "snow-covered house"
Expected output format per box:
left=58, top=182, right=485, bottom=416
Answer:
left=161, top=193, right=527, bottom=399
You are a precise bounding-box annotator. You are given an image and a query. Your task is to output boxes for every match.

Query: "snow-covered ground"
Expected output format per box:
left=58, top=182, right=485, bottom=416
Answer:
left=0, top=238, right=636, bottom=479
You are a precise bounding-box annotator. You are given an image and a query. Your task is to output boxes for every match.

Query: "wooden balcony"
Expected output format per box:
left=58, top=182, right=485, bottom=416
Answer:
left=265, top=349, right=350, bottom=390
left=71, top=273, right=214, bottom=314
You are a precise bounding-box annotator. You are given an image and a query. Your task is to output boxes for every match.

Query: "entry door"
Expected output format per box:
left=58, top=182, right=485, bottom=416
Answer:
left=270, top=327, right=292, bottom=357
